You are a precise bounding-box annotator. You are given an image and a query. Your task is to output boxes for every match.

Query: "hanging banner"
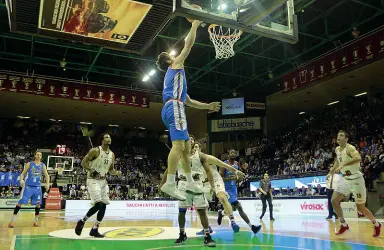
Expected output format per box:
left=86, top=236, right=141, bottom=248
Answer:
left=282, top=27, right=384, bottom=93
left=0, top=74, right=150, bottom=108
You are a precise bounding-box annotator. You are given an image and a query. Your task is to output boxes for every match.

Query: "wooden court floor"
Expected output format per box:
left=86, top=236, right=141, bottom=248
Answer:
left=1, top=209, right=383, bottom=250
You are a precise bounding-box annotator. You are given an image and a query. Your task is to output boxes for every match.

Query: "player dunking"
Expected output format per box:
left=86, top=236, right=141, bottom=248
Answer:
left=219, top=149, right=261, bottom=233
left=156, top=20, right=221, bottom=200
left=329, top=130, right=381, bottom=237
left=160, top=140, right=216, bottom=247
left=75, top=133, right=121, bottom=238
left=8, top=151, right=50, bottom=228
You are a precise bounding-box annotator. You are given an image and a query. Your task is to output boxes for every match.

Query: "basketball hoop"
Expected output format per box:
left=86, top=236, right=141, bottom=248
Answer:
left=208, top=24, right=243, bottom=59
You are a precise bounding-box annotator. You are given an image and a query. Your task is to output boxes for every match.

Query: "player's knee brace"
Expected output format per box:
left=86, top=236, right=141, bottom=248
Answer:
left=13, top=205, right=21, bottom=215
left=35, top=206, right=40, bottom=216
left=179, top=208, right=187, bottom=213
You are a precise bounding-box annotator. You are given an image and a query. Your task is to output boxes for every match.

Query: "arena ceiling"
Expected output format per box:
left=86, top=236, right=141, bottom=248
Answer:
left=0, top=0, right=383, bottom=103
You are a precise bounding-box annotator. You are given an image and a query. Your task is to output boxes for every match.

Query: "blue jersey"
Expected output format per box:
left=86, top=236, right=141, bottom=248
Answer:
left=25, top=161, right=44, bottom=187
left=223, top=161, right=238, bottom=190
left=162, top=67, right=187, bottom=104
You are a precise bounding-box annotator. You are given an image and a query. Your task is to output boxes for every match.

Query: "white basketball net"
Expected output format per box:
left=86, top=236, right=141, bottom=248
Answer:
left=208, top=24, right=243, bottom=59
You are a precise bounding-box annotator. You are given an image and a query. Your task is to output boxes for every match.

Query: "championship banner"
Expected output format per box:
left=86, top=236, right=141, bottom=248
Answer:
left=282, top=26, right=384, bottom=93
left=246, top=102, right=265, bottom=110
left=210, top=117, right=261, bottom=132
left=38, top=0, right=152, bottom=44
left=0, top=74, right=150, bottom=108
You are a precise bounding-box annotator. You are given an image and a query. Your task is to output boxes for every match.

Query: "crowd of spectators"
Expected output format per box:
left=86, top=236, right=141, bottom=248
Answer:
left=1, top=95, right=384, bottom=202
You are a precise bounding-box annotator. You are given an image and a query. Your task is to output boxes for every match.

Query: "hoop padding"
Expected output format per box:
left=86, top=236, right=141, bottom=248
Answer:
left=208, top=24, right=243, bottom=59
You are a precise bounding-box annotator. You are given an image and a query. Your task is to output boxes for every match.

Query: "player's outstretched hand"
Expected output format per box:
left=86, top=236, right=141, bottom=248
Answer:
left=20, top=180, right=25, bottom=188
left=209, top=102, right=221, bottom=112
left=236, top=170, right=245, bottom=179
left=192, top=20, right=202, bottom=26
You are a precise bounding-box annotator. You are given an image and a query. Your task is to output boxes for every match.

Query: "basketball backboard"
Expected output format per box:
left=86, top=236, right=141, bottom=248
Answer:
left=173, top=0, right=298, bottom=44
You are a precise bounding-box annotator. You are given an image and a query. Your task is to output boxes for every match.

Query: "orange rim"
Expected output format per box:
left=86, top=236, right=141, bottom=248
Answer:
left=208, top=24, right=243, bottom=39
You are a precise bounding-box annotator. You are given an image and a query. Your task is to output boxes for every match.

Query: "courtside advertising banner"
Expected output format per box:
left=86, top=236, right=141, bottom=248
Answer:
left=38, top=0, right=152, bottom=44
left=210, top=117, right=260, bottom=132
left=0, top=199, right=34, bottom=209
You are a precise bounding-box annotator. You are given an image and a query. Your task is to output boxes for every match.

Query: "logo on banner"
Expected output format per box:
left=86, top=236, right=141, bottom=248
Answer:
left=380, top=39, right=384, bottom=53
left=104, top=227, right=164, bottom=238
left=49, top=85, right=55, bottom=95
left=86, top=90, right=92, bottom=98
left=310, top=68, right=315, bottom=81
left=22, top=78, right=33, bottom=92
left=130, top=95, right=137, bottom=105
left=292, top=77, right=297, bottom=90
left=352, top=48, right=361, bottom=65
left=98, top=92, right=104, bottom=100
left=141, top=97, right=148, bottom=107
left=120, top=95, right=126, bottom=104
left=73, top=89, right=80, bottom=100
left=365, top=45, right=373, bottom=60
left=299, top=70, right=307, bottom=84
left=0, top=80, right=3, bottom=90
left=283, top=81, right=289, bottom=92
left=35, top=79, right=45, bottom=94
left=300, top=202, right=325, bottom=211
left=109, top=93, right=115, bottom=103
left=60, top=86, right=70, bottom=97
left=9, top=76, right=20, bottom=92
left=330, top=60, right=337, bottom=73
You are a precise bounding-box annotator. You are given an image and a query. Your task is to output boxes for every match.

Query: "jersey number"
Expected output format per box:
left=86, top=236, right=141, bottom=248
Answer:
left=345, top=170, right=351, bottom=176
left=339, top=157, right=342, bottom=163
left=356, top=193, right=362, bottom=199
left=104, top=159, right=109, bottom=165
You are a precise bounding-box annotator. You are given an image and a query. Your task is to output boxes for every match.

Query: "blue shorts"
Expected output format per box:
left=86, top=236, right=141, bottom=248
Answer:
left=19, top=185, right=42, bottom=205
left=162, top=100, right=189, bottom=141
left=227, top=189, right=238, bottom=204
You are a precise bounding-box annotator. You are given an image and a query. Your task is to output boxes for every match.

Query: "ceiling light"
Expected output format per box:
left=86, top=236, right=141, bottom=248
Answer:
left=354, top=92, right=367, bottom=97
left=327, top=101, right=339, bottom=106
left=165, top=129, right=169, bottom=132
left=17, top=116, right=30, bottom=119
left=80, top=122, right=92, bottom=125
left=299, top=112, right=305, bottom=115
left=148, top=69, right=156, bottom=76
left=58, top=120, right=62, bottom=122
left=170, top=50, right=176, bottom=56
left=138, top=127, right=146, bottom=130
left=218, top=3, right=227, bottom=10
left=49, top=118, right=56, bottom=121
left=142, top=75, right=150, bottom=82
left=109, top=124, right=119, bottom=127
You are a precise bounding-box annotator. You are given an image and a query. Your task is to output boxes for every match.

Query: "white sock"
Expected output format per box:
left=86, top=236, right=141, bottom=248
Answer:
left=166, top=174, right=176, bottom=184
left=372, top=220, right=380, bottom=227
left=11, top=215, right=17, bottom=222
left=34, top=216, right=39, bottom=222
left=185, top=173, right=193, bottom=183
left=93, top=220, right=101, bottom=229
left=248, top=222, right=253, bottom=228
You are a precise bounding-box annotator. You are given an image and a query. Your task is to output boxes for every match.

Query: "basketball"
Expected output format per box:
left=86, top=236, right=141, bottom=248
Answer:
left=187, top=4, right=202, bottom=23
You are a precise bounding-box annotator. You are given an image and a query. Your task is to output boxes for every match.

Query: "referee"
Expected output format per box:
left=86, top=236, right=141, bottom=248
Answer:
left=259, top=173, right=275, bottom=221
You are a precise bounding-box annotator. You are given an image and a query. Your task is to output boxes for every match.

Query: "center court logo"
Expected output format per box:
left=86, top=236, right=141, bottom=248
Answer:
left=104, top=227, right=164, bottom=238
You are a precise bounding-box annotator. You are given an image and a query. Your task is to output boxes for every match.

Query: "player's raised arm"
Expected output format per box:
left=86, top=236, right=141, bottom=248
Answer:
left=205, top=155, right=245, bottom=179
left=19, top=162, right=30, bottom=188
left=173, top=20, right=201, bottom=67
left=81, top=148, right=99, bottom=172
left=185, top=95, right=221, bottom=111
left=108, top=153, right=121, bottom=176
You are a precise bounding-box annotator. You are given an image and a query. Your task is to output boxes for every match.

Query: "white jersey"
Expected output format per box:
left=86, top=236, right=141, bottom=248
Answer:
left=88, top=146, right=113, bottom=177
left=336, top=144, right=361, bottom=179
left=177, top=151, right=204, bottom=178
left=202, top=164, right=222, bottom=182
